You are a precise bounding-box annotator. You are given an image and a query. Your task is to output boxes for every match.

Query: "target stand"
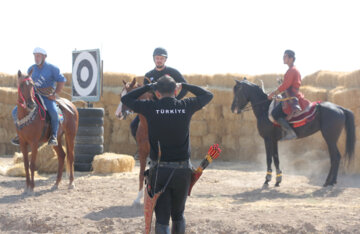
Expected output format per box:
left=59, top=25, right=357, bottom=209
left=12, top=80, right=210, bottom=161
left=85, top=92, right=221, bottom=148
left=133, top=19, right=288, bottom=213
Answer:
left=72, top=49, right=102, bottom=104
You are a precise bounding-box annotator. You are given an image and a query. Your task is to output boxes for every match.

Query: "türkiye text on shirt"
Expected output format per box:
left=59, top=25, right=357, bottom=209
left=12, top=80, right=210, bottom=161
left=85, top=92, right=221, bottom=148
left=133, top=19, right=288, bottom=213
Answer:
left=155, top=109, right=186, bottom=114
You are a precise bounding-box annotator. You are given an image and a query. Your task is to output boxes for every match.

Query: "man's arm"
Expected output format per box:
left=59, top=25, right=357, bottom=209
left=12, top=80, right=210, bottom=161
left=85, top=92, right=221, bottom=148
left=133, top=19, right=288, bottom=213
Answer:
left=121, top=84, right=153, bottom=114
left=181, top=83, right=213, bottom=110
left=171, top=69, right=188, bottom=99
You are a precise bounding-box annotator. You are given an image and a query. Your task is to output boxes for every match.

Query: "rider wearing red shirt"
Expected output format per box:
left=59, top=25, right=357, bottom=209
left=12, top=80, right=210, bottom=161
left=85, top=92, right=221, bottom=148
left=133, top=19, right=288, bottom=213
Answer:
left=268, top=50, right=310, bottom=140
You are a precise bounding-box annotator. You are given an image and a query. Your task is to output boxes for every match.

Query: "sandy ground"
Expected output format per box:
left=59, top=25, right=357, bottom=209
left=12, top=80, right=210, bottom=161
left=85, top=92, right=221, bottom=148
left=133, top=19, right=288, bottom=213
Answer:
left=0, top=157, right=359, bottom=234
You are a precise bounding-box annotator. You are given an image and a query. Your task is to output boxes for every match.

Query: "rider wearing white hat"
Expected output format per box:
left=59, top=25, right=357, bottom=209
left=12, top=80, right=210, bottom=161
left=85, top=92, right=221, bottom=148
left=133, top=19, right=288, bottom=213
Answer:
left=11, top=47, right=66, bottom=146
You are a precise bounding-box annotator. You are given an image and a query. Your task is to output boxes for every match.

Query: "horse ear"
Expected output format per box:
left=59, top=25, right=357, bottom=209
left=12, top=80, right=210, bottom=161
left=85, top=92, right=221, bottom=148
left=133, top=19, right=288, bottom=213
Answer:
left=28, top=68, right=33, bottom=77
left=235, top=79, right=241, bottom=84
left=243, top=77, right=247, bottom=80
left=18, top=70, right=22, bottom=78
left=122, top=80, right=127, bottom=85
left=130, top=77, right=136, bottom=86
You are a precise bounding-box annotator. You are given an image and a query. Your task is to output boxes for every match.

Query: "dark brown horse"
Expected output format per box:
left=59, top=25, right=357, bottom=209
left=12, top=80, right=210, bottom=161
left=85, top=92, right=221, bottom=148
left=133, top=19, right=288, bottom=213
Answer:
left=16, top=70, right=79, bottom=194
left=116, top=78, right=152, bottom=204
left=231, top=78, right=355, bottom=187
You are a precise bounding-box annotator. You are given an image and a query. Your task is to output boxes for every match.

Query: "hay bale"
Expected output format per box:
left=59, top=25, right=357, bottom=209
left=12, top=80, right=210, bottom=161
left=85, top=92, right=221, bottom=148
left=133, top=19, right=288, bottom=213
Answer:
left=92, top=153, right=135, bottom=174
left=184, top=74, right=209, bottom=86
left=343, top=70, right=360, bottom=88
left=209, top=88, right=233, bottom=106
left=300, top=86, right=328, bottom=102
left=12, top=144, right=66, bottom=173
left=101, top=88, right=122, bottom=106
left=0, top=73, right=17, bottom=87
left=207, top=74, right=247, bottom=88
left=5, top=163, right=26, bottom=177
left=202, top=133, right=219, bottom=147
left=0, top=87, right=17, bottom=105
left=205, top=104, right=223, bottom=120
left=190, top=120, right=208, bottom=136
left=328, top=88, right=360, bottom=110
left=190, top=136, right=203, bottom=148
left=303, top=70, right=346, bottom=89
left=252, top=74, right=282, bottom=92
left=221, top=134, right=238, bottom=151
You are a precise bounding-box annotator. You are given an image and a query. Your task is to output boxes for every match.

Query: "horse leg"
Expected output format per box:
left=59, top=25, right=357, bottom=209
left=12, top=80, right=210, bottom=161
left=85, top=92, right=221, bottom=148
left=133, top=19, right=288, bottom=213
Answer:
left=133, top=146, right=148, bottom=205
left=263, top=139, right=273, bottom=188
left=29, top=143, right=39, bottom=192
left=65, top=132, right=75, bottom=189
left=52, top=139, right=66, bottom=190
left=324, top=144, right=341, bottom=187
left=20, top=142, right=31, bottom=193
left=320, top=115, right=343, bottom=187
left=272, top=140, right=282, bottom=187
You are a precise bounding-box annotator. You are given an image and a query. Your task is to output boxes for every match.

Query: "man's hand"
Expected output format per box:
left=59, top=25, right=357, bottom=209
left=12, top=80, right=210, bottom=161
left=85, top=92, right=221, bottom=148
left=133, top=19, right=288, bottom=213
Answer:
left=47, top=94, right=56, bottom=101
left=268, top=91, right=277, bottom=100
left=176, top=83, right=182, bottom=93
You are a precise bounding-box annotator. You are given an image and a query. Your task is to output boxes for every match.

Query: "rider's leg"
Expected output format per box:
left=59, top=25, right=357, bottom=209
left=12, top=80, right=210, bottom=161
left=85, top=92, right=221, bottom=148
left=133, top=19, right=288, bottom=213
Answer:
left=271, top=103, right=297, bottom=141
left=43, top=97, right=59, bottom=146
left=11, top=106, right=20, bottom=146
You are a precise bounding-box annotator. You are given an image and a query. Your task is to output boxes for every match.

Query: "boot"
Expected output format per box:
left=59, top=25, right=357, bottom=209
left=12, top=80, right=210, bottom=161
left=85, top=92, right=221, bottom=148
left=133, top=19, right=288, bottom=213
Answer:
left=155, top=222, right=170, bottom=234
left=11, top=135, right=20, bottom=146
left=48, top=135, right=58, bottom=146
left=171, top=219, right=185, bottom=234
left=276, top=117, right=297, bottom=141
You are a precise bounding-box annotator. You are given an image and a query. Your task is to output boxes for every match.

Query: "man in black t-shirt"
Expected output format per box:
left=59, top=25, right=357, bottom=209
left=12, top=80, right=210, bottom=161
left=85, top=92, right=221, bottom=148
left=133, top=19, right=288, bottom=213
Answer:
left=130, top=47, right=188, bottom=144
left=122, top=75, right=213, bottom=234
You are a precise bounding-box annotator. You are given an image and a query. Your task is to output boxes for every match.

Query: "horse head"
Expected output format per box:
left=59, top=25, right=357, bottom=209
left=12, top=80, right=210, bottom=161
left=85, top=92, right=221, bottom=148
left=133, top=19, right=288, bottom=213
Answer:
left=231, top=78, right=252, bottom=114
left=17, top=69, right=36, bottom=111
left=115, top=78, right=141, bottom=120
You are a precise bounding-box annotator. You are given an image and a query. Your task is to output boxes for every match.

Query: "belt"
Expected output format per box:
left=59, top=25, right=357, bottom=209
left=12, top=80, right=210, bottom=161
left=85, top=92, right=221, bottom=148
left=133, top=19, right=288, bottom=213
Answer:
left=149, top=159, right=191, bottom=168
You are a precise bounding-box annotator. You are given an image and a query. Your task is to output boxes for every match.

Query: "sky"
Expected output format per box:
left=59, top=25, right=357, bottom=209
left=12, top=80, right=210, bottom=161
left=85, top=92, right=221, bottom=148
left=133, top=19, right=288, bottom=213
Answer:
left=1, top=0, right=359, bottom=77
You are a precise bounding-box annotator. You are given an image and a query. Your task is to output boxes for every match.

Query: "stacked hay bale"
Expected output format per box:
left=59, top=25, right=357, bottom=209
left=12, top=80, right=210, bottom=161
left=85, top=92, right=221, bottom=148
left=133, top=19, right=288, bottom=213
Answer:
left=1, top=70, right=360, bottom=173
left=0, top=87, right=18, bottom=155
left=92, top=153, right=135, bottom=174
left=12, top=144, right=66, bottom=174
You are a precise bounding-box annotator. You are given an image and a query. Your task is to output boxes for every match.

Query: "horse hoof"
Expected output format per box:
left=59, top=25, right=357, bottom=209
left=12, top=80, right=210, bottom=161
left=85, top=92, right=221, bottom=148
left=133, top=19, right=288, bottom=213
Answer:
left=275, top=182, right=280, bottom=187
left=23, top=188, right=34, bottom=196
left=262, top=183, right=269, bottom=189
left=68, top=183, right=76, bottom=190
left=51, top=184, right=59, bottom=191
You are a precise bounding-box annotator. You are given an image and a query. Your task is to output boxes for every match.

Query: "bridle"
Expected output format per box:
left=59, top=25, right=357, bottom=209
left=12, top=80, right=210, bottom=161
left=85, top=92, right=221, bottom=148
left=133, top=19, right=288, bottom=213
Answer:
left=18, top=77, right=35, bottom=109
left=17, top=77, right=45, bottom=120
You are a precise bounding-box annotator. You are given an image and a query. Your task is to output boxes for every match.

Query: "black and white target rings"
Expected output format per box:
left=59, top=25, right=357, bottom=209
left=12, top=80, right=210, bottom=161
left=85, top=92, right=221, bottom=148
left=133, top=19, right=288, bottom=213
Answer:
left=72, top=49, right=101, bottom=102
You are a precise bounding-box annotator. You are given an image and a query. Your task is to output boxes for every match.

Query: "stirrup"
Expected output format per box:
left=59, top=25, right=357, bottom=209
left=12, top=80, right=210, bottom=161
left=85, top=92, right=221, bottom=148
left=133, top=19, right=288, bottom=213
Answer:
left=48, top=136, right=58, bottom=146
left=280, top=130, right=297, bottom=141
left=11, top=136, right=20, bottom=146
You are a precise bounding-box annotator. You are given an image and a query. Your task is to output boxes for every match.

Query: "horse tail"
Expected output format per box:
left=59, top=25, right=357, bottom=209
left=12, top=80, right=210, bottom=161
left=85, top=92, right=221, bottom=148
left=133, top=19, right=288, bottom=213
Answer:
left=342, top=107, right=356, bottom=162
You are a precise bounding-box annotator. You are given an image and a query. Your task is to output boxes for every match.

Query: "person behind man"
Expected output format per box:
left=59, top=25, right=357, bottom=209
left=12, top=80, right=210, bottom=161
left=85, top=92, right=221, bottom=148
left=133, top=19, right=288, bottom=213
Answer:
left=11, top=47, right=66, bottom=146
left=130, top=47, right=188, bottom=143
left=268, top=49, right=310, bottom=141
left=122, top=75, right=213, bottom=234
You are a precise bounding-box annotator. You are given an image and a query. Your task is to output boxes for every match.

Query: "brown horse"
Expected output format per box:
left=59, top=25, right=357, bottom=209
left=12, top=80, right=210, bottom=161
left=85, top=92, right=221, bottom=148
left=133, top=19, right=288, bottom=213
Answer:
left=115, top=78, right=151, bottom=204
left=16, top=70, right=79, bottom=194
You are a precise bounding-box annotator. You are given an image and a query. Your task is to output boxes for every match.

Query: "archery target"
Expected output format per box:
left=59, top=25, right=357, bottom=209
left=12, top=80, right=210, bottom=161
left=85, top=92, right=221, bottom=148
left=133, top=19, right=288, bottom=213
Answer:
left=72, top=49, right=101, bottom=102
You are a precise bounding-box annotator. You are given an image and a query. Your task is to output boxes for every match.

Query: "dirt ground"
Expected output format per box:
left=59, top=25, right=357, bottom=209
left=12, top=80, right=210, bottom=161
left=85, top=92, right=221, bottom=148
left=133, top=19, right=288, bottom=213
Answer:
left=0, top=157, right=359, bottom=234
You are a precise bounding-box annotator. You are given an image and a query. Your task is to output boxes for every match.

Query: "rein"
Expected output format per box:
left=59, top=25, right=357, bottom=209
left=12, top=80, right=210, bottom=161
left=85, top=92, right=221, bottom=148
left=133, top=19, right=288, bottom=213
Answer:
left=239, top=96, right=296, bottom=113
left=239, top=99, right=270, bottom=112
left=18, top=77, right=46, bottom=121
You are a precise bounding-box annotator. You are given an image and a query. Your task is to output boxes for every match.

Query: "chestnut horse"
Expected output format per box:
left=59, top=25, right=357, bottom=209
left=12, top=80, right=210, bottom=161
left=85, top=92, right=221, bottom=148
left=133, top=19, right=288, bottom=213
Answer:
left=16, top=70, right=79, bottom=194
left=115, top=78, right=152, bottom=204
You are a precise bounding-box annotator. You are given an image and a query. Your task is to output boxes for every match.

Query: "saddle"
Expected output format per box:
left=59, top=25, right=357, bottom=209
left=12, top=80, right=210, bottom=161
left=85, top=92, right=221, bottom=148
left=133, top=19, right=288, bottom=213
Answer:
left=35, top=94, right=64, bottom=124
left=269, top=99, right=320, bottom=128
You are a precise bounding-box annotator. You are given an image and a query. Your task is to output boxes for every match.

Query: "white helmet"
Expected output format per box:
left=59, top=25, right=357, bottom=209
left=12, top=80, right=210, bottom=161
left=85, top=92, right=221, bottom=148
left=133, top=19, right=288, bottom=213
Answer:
left=33, top=47, right=47, bottom=55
